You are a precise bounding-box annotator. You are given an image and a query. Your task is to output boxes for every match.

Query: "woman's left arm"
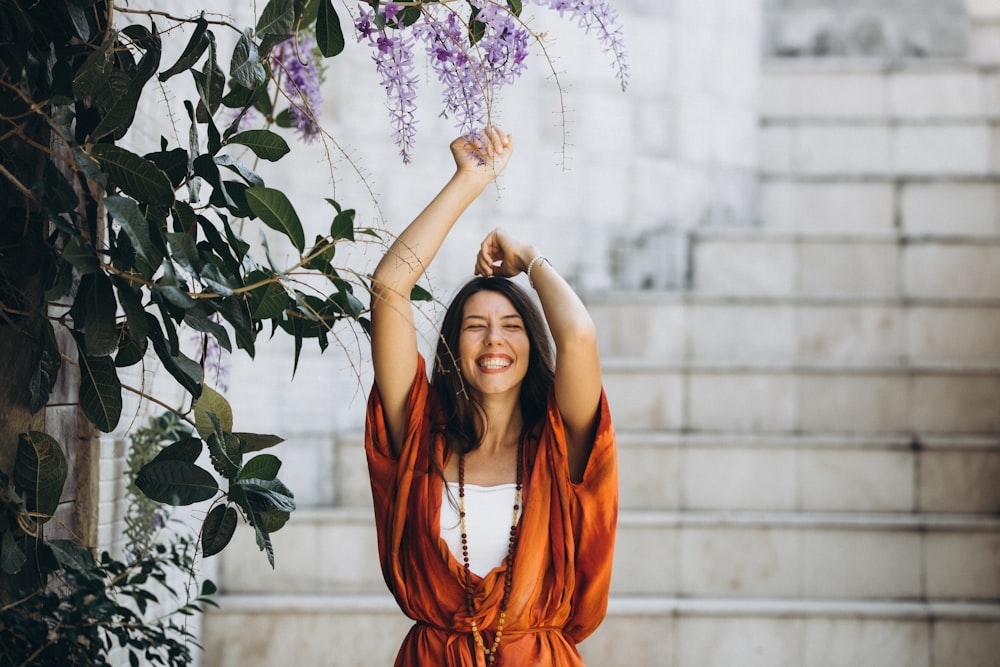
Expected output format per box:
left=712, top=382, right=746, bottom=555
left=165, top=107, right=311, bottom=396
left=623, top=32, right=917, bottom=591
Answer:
left=476, top=228, right=602, bottom=482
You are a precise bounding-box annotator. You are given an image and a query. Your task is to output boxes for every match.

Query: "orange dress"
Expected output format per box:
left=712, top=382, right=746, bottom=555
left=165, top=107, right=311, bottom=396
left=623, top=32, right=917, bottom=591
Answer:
left=365, top=356, right=618, bottom=666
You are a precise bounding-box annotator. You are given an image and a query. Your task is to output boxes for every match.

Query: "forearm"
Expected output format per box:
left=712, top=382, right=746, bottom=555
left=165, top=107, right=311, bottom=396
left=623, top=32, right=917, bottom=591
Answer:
left=522, top=250, right=598, bottom=351
left=372, top=171, right=490, bottom=296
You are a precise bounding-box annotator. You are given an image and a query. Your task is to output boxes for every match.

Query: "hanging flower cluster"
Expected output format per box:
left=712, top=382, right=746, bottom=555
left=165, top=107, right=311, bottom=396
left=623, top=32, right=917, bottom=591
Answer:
left=355, top=0, right=628, bottom=163
left=270, top=32, right=325, bottom=142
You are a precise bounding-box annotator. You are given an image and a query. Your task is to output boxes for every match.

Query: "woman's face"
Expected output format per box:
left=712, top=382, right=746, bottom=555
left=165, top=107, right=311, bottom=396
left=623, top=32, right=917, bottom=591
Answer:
left=457, top=290, right=531, bottom=400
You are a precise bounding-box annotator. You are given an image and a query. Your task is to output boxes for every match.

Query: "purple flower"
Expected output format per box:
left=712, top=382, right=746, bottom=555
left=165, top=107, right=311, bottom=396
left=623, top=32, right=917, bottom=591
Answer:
left=356, top=4, right=420, bottom=162
left=530, top=0, right=629, bottom=90
left=271, top=33, right=325, bottom=142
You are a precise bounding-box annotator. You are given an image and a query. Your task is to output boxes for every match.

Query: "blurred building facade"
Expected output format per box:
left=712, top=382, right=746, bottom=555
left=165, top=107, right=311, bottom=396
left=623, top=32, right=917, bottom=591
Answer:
left=95, top=1, right=1000, bottom=665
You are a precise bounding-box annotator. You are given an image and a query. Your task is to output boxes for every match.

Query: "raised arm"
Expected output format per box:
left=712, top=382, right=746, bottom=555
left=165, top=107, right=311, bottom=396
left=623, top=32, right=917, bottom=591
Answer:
left=371, top=129, right=513, bottom=454
left=475, top=228, right=602, bottom=482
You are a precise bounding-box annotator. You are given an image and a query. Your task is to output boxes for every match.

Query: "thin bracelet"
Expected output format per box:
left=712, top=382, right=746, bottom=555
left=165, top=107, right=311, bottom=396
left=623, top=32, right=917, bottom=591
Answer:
left=526, top=254, right=550, bottom=289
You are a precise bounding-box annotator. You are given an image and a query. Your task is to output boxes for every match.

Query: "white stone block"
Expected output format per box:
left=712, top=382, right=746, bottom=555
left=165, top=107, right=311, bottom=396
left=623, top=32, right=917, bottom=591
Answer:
left=798, top=374, right=909, bottom=433
left=920, top=449, right=1000, bottom=513
left=799, top=449, right=915, bottom=512
left=911, top=374, right=1000, bottom=433
left=760, top=124, right=795, bottom=173
left=906, top=305, right=1000, bottom=365
left=676, top=617, right=800, bottom=667
left=611, top=522, right=677, bottom=594
left=797, top=305, right=904, bottom=365
left=761, top=70, right=888, bottom=118
left=758, top=180, right=895, bottom=234
left=690, top=303, right=796, bottom=363
left=925, top=532, right=1000, bottom=598
left=801, top=530, right=921, bottom=598
left=791, top=125, right=893, bottom=176
left=683, top=448, right=797, bottom=510
left=967, top=0, right=1000, bottom=20
left=335, top=433, right=373, bottom=508
left=901, top=182, right=1000, bottom=237
left=694, top=240, right=796, bottom=295
left=604, top=368, right=685, bottom=430
left=902, top=244, right=1000, bottom=299
left=618, top=437, right=682, bottom=509
left=591, top=299, right=687, bottom=363
left=797, top=241, right=899, bottom=297
left=689, top=373, right=797, bottom=432
left=802, top=618, right=930, bottom=667
left=903, top=243, right=1000, bottom=299
left=888, top=71, right=987, bottom=119
left=893, top=124, right=992, bottom=176
left=578, top=614, right=676, bottom=667
left=931, top=620, right=1000, bottom=667
left=680, top=526, right=799, bottom=596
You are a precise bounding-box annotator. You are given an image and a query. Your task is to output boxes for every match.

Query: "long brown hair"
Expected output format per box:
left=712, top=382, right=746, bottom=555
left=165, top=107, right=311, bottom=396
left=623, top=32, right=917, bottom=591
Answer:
left=432, top=277, right=554, bottom=454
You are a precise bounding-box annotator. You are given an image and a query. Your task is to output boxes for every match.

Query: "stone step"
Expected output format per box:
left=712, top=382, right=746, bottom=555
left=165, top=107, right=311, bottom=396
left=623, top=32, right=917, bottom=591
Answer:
left=215, top=508, right=1000, bottom=603
left=761, top=64, right=1000, bottom=123
left=687, top=230, right=1000, bottom=299
left=757, top=178, right=1000, bottom=238
left=330, top=430, right=1000, bottom=514
left=201, top=593, right=1000, bottom=667
left=586, top=291, right=1000, bottom=367
left=601, top=362, right=1000, bottom=433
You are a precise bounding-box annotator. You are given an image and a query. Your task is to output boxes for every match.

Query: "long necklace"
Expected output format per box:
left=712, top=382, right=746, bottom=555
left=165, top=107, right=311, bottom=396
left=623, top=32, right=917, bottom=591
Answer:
left=458, top=437, right=523, bottom=665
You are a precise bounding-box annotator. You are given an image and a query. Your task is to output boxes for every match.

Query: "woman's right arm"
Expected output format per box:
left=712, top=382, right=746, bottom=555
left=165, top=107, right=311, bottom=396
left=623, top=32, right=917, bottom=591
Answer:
left=370, top=129, right=513, bottom=454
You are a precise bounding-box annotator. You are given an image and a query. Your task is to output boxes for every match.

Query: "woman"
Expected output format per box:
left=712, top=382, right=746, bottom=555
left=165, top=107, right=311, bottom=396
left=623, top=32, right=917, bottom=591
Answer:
left=366, top=127, right=617, bottom=666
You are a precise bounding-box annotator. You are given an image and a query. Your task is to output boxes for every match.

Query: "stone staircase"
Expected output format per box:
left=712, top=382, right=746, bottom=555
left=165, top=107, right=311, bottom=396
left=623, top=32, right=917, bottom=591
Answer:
left=202, top=64, right=1000, bottom=666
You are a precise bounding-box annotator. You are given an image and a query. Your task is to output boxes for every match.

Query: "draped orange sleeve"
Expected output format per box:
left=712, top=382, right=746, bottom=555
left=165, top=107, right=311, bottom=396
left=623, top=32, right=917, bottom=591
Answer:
left=365, top=356, right=618, bottom=666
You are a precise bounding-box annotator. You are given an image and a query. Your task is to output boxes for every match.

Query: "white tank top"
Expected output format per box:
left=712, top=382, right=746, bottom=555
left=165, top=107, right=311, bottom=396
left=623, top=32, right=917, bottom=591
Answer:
left=441, top=482, right=520, bottom=578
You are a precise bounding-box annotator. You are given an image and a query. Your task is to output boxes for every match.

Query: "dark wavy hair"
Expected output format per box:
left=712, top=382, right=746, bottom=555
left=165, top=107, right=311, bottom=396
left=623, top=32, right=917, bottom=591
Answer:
left=432, top=276, right=555, bottom=454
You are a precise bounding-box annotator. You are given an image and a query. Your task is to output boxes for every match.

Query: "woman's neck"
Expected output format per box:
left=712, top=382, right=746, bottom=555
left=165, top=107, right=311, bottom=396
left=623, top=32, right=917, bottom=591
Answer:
left=474, top=393, right=523, bottom=454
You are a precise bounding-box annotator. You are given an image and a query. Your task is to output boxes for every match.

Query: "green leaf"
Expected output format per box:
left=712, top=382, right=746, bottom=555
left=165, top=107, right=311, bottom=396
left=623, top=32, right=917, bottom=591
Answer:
left=215, top=154, right=264, bottom=187
left=135, top=460, right=219, bottom=505
left=193, top=32, right=225, bottom=121
left=166, top=231, right=202, bottom=275
left=316, top=0, right=345, bottom=57
left=81, top=272, right=119, bottom=357
left=194, top=385, right=234, bottom=438
left=410, top=284, right=433, bottom=302
left=90, top=144, right=174, bottom=207
left=113, top=275, right=149, bottom=345
left=105, top=195, right=155, bottom=263
left=202, top=504, right=238, bottom=557
left=230, top=28, right=267, bottom=89
left=89, top=27, right=161, bottom=140
left=238, top=454, right=281, bottom=481
left=330, top=207, right=355, bottom=241
left=72, top=29, right=115, bottom=99
left=1, top=530, right=27, bottom=575
left=235, top=432, right=285, bottom=453
left=256, top=0, right=295, bottom=37
left=246, top=271, right=287, bottom=319
left=184, top=304, right=232, bottom=351
left=78, top=353, right=123, bottom=432
left=151, top=436, right=204, bottom=465
left=29, top=319, right=61, bottom=414
left=256, top=506, right=290, bottom=533
left=147, top=314, right=204, bottom=397
left=239, top=478, right=296, bottom=513
left=159, top=17, right=210, bottom=82
left=227, top=130, right=290, bottom=162
left=62, top=235, right=100, bottom=274
left=14, top=431, right=68, bottom=521
left=245, top=187, right=305, bottom=252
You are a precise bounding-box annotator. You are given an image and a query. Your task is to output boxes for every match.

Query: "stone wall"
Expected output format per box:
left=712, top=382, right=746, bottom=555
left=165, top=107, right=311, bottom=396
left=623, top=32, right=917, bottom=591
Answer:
left=763, top=0, right=968, bottom=59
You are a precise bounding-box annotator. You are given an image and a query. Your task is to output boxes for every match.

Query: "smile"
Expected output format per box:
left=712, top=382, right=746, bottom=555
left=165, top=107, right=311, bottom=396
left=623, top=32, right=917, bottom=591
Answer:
left=477, top=355, right=512, bottom=371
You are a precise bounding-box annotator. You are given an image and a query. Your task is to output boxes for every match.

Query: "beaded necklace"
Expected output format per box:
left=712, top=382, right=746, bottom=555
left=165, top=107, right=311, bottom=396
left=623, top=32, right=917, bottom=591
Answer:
left=457, top=438, right=523, bottom=665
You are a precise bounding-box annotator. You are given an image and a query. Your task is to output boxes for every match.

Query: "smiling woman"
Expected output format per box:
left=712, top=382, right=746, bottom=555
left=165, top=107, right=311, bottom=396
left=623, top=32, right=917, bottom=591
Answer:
left=365, top=129, right=618, bottom=666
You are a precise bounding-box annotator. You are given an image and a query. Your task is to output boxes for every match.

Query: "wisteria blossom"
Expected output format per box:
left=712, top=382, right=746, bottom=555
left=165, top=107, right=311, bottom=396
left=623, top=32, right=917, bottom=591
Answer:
left=531, top=0, right=629, bottom=90
left=355, top=0, right=628, bottom=162
left=271, top=33, right=325, bottom=142
left=357, top=4, right=421, bottom=162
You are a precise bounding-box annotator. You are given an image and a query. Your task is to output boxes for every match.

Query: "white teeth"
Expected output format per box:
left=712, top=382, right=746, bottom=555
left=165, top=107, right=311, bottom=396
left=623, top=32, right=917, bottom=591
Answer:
left=478, top=358, right=510, bottom=370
